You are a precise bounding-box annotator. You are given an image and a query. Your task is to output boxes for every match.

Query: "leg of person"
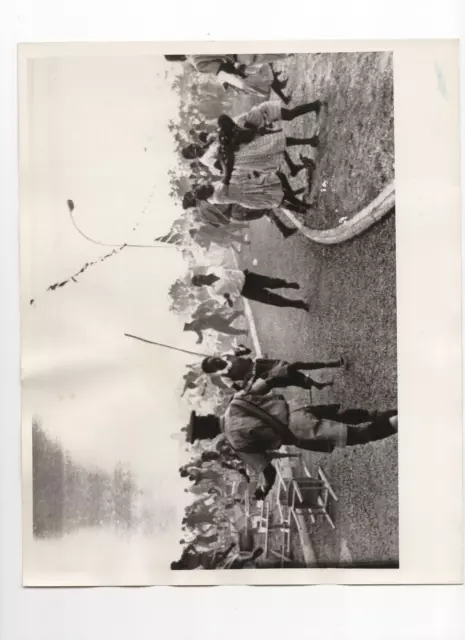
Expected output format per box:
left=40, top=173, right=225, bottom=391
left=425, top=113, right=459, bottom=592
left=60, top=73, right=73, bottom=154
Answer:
left=277, top=171, right=307, bottom=200
left=290, top=357, right=345, bottom=371
left=227, top=310, right=245, bottom=322
left=270, top=78, right=291, bottom=104
left=271, top=66, right=288, bottom=88
left=286, top=135, right=320, bottom=148
left=286, top=370, right=333, bottom=390
left=281, top=101, right=325, bottom=120
left=304, top=404, right=342, bottom=420
left=265, top=210, right=297, bottom=238
left=284, top=201, right=312, bottom=214
left=334, top=409, right=377, bottom=424
left=277, top=172, right=312, bottom=210
left=286, top=411, right=398, bottom=451
left=282, top=429, right=336, bottom=453
left=208, top=317, right=248, bottom=336
left=299, top=155, right=316, bottom=170
left=282, top=192, right=313, bottom=210
left=217, top=310, right=244, bottom=324
left=283, top=150, right=305, bottom=177
left=268, top=371, right=332, bottom=391
left=243, top=269, right=300, bottom=290
left=346, top=412, right=398, bottom=445
left=242, top=285, right=309, bottom=311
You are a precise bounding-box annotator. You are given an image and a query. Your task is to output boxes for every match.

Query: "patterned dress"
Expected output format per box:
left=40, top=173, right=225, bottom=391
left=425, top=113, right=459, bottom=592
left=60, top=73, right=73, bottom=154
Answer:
left=200, top=103, right=286, bottom=176
left=212, top=173, right=283, bottom=210
left=235, top=100, right=283, bottom=129
left=240, top=63, right=275, bottom=98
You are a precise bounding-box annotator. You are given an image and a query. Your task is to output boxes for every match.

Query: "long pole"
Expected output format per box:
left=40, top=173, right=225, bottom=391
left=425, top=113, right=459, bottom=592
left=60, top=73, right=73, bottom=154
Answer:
left=67, top=199, right=187, bottom=250
left=124, top=333, right=211, bottom=358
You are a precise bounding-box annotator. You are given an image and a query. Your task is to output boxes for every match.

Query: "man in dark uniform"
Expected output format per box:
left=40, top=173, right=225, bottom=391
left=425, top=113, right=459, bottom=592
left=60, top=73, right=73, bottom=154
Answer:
left=184, top=375, right=398, bottom=501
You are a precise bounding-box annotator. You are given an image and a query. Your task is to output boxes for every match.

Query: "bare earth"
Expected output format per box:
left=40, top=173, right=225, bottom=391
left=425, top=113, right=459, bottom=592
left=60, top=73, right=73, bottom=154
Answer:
left=203, top=53, right=397, bottom=566
left=279, top=52, right=395, bottom=229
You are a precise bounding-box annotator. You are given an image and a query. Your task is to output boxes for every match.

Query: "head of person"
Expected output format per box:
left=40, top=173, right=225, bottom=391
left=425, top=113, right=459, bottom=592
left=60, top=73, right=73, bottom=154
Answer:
left=185, top=411, right=221, bottom=444
left=179, top=469, right=189, bottom=478
left=191, top=273, right=216, bottom=287
left=182, top=143, right=205, bottom=161
left=164, top=55, right=187, bottom=62
left=201, top=356, right=227, bottom=374
left=193, top=183, right=214, bottom=201
left=182, top=191, right=197, bottom=210
left=217, top=113, right=236, bottom=135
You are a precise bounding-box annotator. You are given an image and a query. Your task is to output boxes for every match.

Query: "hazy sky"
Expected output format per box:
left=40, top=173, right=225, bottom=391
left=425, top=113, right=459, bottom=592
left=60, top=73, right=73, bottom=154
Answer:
left=21, top=54, right=206, bottom=580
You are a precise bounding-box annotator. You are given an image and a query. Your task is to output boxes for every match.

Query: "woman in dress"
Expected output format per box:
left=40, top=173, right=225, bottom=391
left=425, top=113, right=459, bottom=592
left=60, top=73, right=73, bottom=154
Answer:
left=183, top=98, right=324, bottom=177
left=164, top=54, right=290, bottom=102
left=182, top=188, right=300, bottom=238
left=189, top=173, right=311, bottom=215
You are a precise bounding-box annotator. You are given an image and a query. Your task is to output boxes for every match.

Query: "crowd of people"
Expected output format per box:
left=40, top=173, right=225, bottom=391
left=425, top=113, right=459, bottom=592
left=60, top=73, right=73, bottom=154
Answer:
left=167, top=53, right=398, bottom=569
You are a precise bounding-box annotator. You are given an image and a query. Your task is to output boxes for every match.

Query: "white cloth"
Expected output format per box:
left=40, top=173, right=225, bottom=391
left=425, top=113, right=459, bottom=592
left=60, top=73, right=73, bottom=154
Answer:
left=212, top=173, right=283, bottom=210
left=235, top=101, right=282, bottom=129
left=200, top=141, right=221, bottom=175
left=206, top=266, right=246, bottom=304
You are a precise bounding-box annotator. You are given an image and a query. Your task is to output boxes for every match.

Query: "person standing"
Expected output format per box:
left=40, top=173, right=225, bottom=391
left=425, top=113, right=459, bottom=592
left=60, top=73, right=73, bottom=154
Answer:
left=182, top=192, right=298, bottom=240
left=183, top=309, right=248, bottom=344
left=184, top=383, right=398, bottom=500
left=183, top=99, right=324, bottom=179
left=201, top=353, right=346, bottom=392
left=164, top=55, right=290, bottom=102
left=191, top=266, right=310, bottom=312
left=189, top=224, right=249, bottom=253
left=190, top=172, right=311, bottom=215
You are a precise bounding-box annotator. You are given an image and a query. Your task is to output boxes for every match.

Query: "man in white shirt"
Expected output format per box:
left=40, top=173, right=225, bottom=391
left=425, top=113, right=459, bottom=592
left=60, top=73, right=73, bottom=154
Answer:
left=191, top=267, right=309, bottom=311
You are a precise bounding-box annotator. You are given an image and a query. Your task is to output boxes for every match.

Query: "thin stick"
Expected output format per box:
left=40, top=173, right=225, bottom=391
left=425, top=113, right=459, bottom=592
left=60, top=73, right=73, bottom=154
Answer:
left=67, top=200, right=186, bottom=250
left=124, top=333, right=211, bottom=358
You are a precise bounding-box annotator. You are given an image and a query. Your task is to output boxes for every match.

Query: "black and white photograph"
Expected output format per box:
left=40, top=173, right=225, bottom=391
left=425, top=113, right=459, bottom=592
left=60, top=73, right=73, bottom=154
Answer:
left=18, top=42, right=459, bottom=585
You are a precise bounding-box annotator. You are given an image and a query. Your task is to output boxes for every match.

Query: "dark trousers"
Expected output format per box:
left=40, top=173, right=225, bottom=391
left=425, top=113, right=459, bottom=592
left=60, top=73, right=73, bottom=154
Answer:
left=241, top=270, right=305, bottom=309
left=267, top=361, right=341, bottom=391
left=283, top=408, right=397, bottom=453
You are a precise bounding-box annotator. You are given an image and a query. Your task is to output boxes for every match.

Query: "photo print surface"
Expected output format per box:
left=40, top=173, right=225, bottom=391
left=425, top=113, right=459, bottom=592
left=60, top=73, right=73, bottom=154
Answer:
left=21, top=44, right=404, bottom=585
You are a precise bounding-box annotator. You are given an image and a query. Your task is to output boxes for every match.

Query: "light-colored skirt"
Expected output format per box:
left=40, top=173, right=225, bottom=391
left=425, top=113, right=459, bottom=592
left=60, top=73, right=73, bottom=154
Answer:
left=241, top=63, right=274, bottom=98
left=235, top=100, right=283, bottom=130
left=213, top=172, right=283, bottom=210
left=235, top=130, right=286, bottom=173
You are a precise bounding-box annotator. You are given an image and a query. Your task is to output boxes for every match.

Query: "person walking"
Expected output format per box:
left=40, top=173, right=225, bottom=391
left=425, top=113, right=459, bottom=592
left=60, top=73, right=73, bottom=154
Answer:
left=184, top=382, right=398, bottom=500
left=183, top=309, right=248, bottom=344
left=183, top=99, right=324, bottom=178
left=189, top=172, right=311, bottom=215
left=201, top=352, right=346, bottom=392
left=182, top=192, right=298, bottom=240
left=191, top=266, right=309, bottom=312
left=164, top=55, right=290, bottom=102
left=189, top=224, right=249, bottom=253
